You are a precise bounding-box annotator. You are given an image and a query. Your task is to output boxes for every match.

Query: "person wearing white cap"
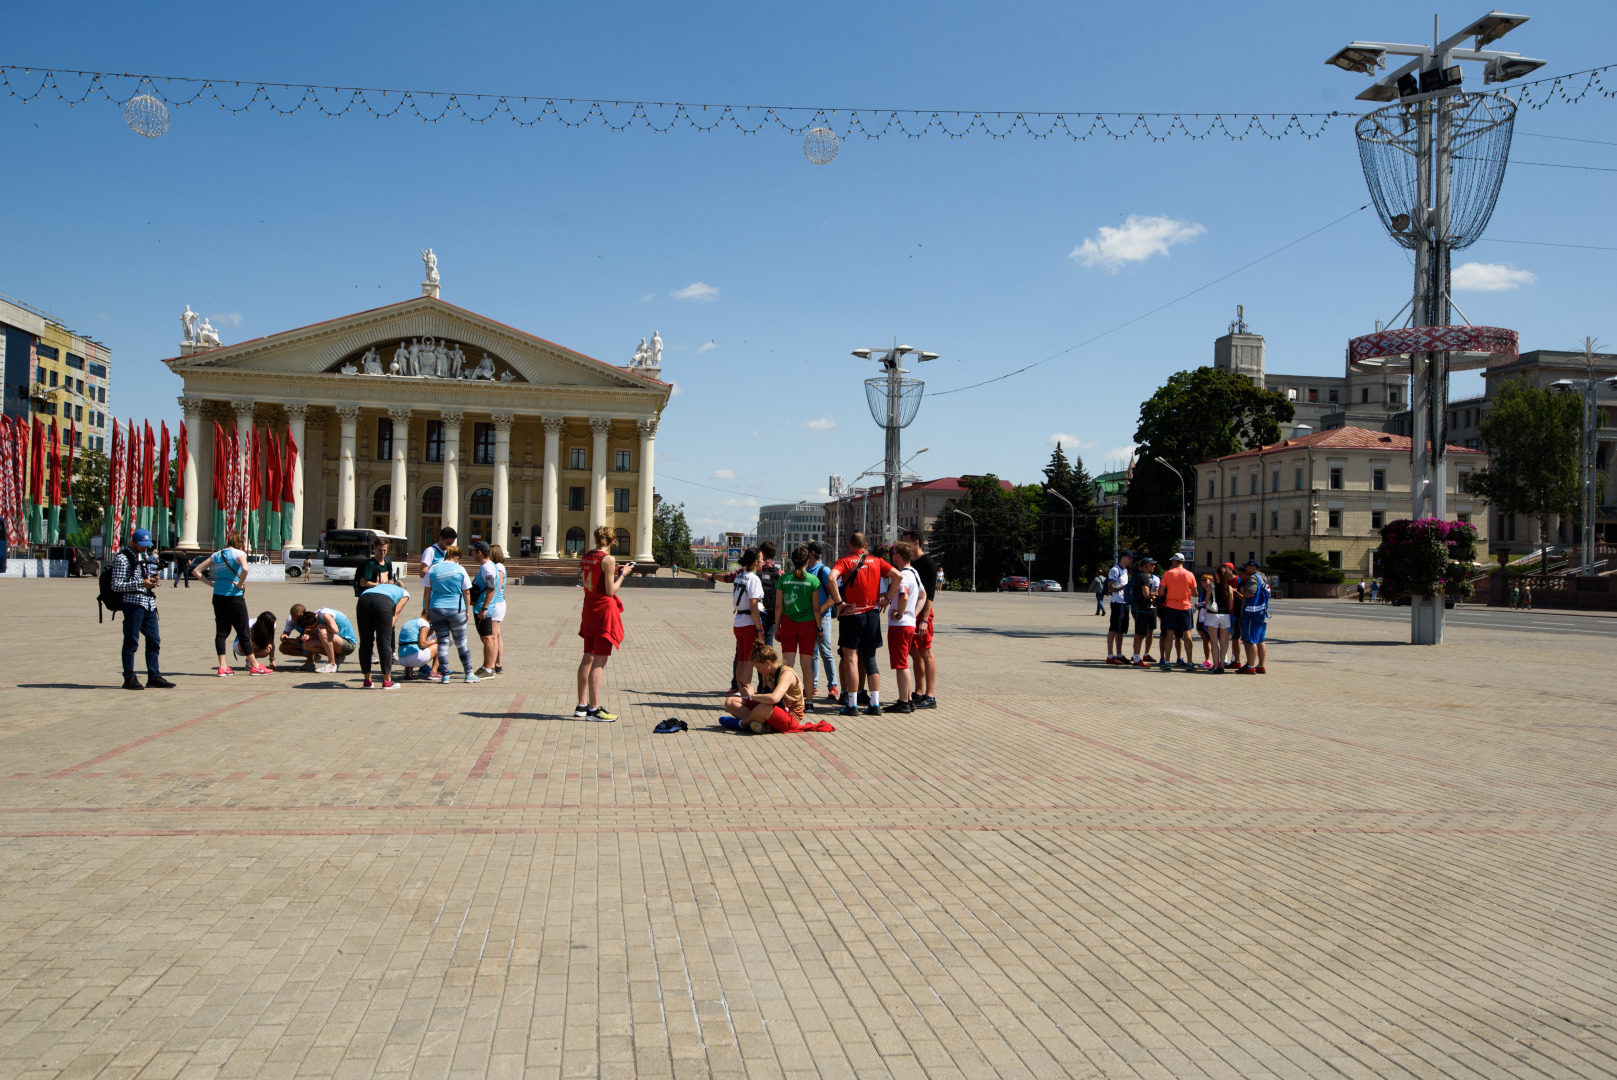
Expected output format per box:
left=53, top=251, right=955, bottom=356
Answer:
left=1157, top=552, right=1198, bottom=671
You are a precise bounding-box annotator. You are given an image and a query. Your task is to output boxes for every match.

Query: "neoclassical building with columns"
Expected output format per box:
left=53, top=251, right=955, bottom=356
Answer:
left=164, top=292, right=671, bottom=563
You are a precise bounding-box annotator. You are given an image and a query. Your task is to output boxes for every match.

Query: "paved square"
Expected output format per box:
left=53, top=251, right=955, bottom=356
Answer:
left=0, top=579, right=1613, bottom=1079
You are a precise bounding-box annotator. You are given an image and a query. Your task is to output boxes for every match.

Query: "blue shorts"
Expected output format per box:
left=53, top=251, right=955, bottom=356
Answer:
left=1243, top=617, right=1267, bottom=644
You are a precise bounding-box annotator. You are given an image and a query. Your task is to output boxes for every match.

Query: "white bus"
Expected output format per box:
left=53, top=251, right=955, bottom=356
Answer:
left=320, top=529, right=410, bottom=584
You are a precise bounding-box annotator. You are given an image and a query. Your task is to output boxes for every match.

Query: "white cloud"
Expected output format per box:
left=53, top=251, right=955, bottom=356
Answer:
left=1069, top=215, right=1205, bottom=273
left=1101, top=444, right=1137, bottom=467
left=802, top=417, right=837, bottom=430
left=697, top=340, right=718, bottom=355
left=639, top=293, right=654, bottom=303
left=209, top=311, right=243, bottom=327
left=671, top=282, right=719, bottom=302
left=1452, top=262, right=1536, bottom=292
left=668, top=382, right=684, bottom=396
left=721, top=497, right=758, bottom=508
left=1048, top=432, right=1095, bottom=450
left=713, top=469, right=735, bottom=480
left=749, top=429, right=760, bottom=438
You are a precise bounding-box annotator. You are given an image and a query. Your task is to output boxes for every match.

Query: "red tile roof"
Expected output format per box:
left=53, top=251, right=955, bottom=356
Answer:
left=1196, top=426, right=1486, bottom=466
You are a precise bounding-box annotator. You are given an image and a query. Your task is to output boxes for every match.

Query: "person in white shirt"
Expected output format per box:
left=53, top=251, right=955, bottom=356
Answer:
left=1104, top=551, right=1134, bottom=663
left=730, top=548, right=766, bottom=691
left=419, top=526, right=457, bottom=580
left=882, top=542, right=927, bottom=713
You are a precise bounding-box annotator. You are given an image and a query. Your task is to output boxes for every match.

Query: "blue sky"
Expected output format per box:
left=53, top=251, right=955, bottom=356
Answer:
left=5, top=1, right=1615, bottom=537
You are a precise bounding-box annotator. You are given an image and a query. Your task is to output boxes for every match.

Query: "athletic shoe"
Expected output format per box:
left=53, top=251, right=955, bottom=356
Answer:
left=381, top=680, right=399, bottom=690
left=1104, top=656, right=1119, bottom=665
left=1141, top=654, right=1156, bottom=663
left=1254, top=665, right=1267, bottom=674
left=439, top=673, right=451, bottom=684
left=573, top=705, right=591, bottom=718
left=475, top=667, right=495, bottom=678
left=915, top=696, right=936, bottom=709
left=248, top=664, right=272, bottom=675
left=318, top=663, right=339, bottom=675
left=494, top=666, right=502, bottom=675
left=804, top=700, right=816, bottom=713
left=864, top=704, right=883, bottom=716
left=147, top=676, right=176, bottom=689
left=216, top=666, right=233, bottom=677
left=1201, top=661, right=1212, bottom=670
left=840, top=705, right=859, bottom=717
left=585, top=707, right=617, bottom=722
left=888, top=700, right=913, bottom=714
left=1211, top=665, right=1226, bottom=674
left=1159, top=661, right=1171, bottom=671
left=122, top=676, right=144, bottom=691
left=1237, top=665, right=1255, bottom=674
left=362, top=678, right=374, bottom=689
left=827, top=686, right=840, bottom=702
left=857, top=690, right=870, bottom=708
left=464, top=673, right=481, bottom=684
left=1132, top=659, right=1148, bottom=667
left=1176, top=660, right=1193, bottom=670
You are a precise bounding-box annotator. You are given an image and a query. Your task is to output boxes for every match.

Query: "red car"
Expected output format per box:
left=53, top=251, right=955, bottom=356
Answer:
left=997, top=576, right=1032, bottom=592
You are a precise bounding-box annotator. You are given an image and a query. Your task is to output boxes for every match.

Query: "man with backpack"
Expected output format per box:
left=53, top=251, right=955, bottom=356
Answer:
left=1237, top=560, right=1271, bottom=674
left=108, top=528, right=175, bottom=690
left=755, top=541, right=783, bottom=648
left=803, top=541, right=842, bottom=703
left=831, top=532, right=903, bottom=717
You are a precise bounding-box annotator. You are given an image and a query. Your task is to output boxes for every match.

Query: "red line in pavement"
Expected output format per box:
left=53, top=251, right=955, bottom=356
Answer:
left=799, top=734, right=857, bottom=779
left=469, top=694, right=526, bottom=780
left=548, top=630, right=562, bottom=648
left=981, top=700, right=1203, bottom=782
left=46, top=692, right=277, bottom=778
left=3, top=822, right=1608, bottom=839
left=663, top=619, right=703, bottom=650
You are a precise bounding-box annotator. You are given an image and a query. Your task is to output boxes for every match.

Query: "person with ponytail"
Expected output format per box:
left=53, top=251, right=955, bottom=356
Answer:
left=720, top=642, right=836, bottom=734
left=576, top=525, right=629, bottom=721
left=774, top=546, right=825, bottom=712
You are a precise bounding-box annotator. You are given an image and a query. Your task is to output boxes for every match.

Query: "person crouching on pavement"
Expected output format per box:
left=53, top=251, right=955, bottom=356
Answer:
left=721, top=643, right=836, bottom=734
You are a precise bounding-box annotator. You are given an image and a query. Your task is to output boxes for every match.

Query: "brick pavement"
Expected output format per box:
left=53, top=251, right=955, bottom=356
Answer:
left=0, top=578, right=1613, bottom=1079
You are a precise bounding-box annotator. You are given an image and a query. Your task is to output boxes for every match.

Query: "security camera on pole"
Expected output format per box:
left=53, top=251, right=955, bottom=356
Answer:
left=852, top=341, right=938, bottom=549
left=1327, top=10, right=1542, bottom=644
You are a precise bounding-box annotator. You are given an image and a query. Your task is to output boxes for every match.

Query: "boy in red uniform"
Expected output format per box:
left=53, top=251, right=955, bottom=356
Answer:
left=831, top=532, right=904, bottom=717
left=576, top=525, right=630, bottom=721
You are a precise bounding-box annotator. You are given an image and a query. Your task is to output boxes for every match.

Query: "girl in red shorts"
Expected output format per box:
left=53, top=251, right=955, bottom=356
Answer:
left=722, top=643, right=836, bottom=733
left=773, top=546, right=825, bottom=711
left=576, top=525, right=629, bottom=721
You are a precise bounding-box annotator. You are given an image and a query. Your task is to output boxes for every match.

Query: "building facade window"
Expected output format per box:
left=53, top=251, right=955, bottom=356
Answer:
left=1207, top=477, right=1216, bottom=498
left=1328, top=509, right=1342, bottom=529
left=88, top=362, right=106, bottom=379
left=1327, top=550, right=1342, bottom=569
left=1271, top=471, right=1280, bottom=492
left=1457, top=512, right=1471, bottom=524
left=1293, top=509, right=1302, bottom=529
left=1230, top=512, right=1237, bottom=533
left=1206, top=513, right=1215, bottom=535
left=1295, top=467, right=1304, bottom=490
left=1328, top=389, right=1339, bottom=403
left=1457, top=472, right=1471, bottom=494
left=1329, top=467, right=1344, bottom=490
left=1371, top=467, right=1386, bottom=491
left=473, top=423, right=495, bottom=464
left=425, top=421, right=444, bottom=463
left=65, top=352, right=84, bottom=370
left=571, top=447, right=586, bottom=470
left=569, top=487, right=585, bottom=511
left=612, top=528, right=630, bottom=556
left=615, top=450, right=631, bottom=471
left=420, top=485, right=443, bottom=540
left=1270, top=510, right=1279, bottom=530
left=36, top=344, right=58, bottom=360
left=1249, top=474, right=1259, bottom=495
left=1371, top=510, right=1384, bottom=530
left=1389, top=388, right=1400, bottom=404
left=614, top=488, right=630, bottom=512
left=1361, top=387, right=1370, bottom=403
left=1249, top=512, right=1257, bottom=532
left=1308, top=388, right=1319, bottom=402
left=377, top=418, right=393, bottom=461
left=566, top=527, right=586, bottom=556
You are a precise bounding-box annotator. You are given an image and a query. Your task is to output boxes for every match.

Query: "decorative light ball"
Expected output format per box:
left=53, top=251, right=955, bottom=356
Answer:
left=803, top=126, right=839, bottom=165
left=124, top=93, right=169, bottom=138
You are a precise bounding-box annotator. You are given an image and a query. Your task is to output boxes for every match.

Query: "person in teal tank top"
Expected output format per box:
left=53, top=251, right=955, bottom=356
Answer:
left=293, top=604, right=358, bottom=674
left=209, top=532, right=262, bottom=677
left=470, top=541, right=508, bottom=678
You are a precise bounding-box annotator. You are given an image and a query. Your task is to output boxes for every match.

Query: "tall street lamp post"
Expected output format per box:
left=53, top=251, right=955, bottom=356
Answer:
left=1549, top=337, right=1617, bottom=576
left=1153, top=457, right=1186, bottom=557
left=948, top=505, right=977, bottom=593
left=1044, top=486, right=1075, bottom=595
left=853, top=342, right=937, bottom=549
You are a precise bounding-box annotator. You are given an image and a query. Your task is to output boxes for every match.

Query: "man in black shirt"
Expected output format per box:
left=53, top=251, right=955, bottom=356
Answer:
left=755, top=541, right=783, bottom=647
left=354, top=537, right=393, bottom=598
left=902, top=529, right=941, bottom=709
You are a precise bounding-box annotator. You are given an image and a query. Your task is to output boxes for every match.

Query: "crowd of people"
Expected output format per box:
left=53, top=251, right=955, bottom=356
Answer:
left=106, top=526, right=511, bottom=690
left=1102, top=550, right=1272, bottom=673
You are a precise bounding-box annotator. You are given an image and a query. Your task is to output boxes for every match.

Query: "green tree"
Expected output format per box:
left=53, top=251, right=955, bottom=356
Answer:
left=1265, top=548, right=1345, bottom=585
left=70, top=449, right=109, bottom=538
left=652, top=500, right=695, bottom=568
left=1035, top=443, right=1107, bottom=588
left=1467, top=379, right=1583, bottom=568
left=928, top=475, right=1041, bottom=590
left=1129, top=367, right=1294, bottom=561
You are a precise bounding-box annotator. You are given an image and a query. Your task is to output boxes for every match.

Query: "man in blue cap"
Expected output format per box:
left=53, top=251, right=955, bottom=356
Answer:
left=112, top=528, right=175, bottom=690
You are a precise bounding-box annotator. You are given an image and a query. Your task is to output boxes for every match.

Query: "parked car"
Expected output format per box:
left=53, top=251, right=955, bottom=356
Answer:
left=997, top=576, right=1032, bottom=592
left=1033, top=579, right=1064, bottom=592
left=283, top=547, right=324, bottom=578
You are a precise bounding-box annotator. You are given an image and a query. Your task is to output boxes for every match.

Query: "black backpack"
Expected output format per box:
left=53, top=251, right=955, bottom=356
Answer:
left=757, top=561, right=782, bottom=614
left=97, top=549, right=134, bottom=623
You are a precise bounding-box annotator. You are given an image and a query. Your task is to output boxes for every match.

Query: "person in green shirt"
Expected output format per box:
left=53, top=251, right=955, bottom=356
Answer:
left=354, top=537, right=394, bottom=598
left=774, top=546, right=828, bottom=712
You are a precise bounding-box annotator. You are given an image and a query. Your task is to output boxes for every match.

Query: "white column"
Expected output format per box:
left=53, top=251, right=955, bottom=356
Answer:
left=335, top=406, right=360, bottom=530
left=589, top=417, right=611, bottom=534
left=441, top=409, right=463, bottom=537
left=178, top=395, right=203, bottom=548
left=636, top=418, right=658, bottom=562
left=232, top=399, right=256, bottom=545
left=388, top=407, right=411, bottom=538
left=286, top=404, right=307, bottom=547
left=492, top=412, right=514, bottom=551
left=540, top=415, right=563, bottom=558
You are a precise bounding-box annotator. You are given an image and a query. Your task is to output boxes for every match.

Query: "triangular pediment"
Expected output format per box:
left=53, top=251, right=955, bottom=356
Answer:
left=163, top=296, right=662, bottom=393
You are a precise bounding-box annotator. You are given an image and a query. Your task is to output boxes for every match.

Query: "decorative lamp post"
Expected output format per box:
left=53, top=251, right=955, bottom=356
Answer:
left=1153, top=457, right=1187, bottom=559
left=852, top=343, right=937, bottom=549
left=948, top=505, right=977, bottom=594
left=1044, top=486, right=1076, bottom=595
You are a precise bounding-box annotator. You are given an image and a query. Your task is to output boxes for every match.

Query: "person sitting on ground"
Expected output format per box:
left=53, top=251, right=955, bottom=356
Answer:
left=232, top=611, right=280, bottom=672
left=1128, top=556, right=1159, bottom=666
left=395, top=614, right=438, bottom=678
left=722, top=643, right=836, bottom=734
left=295, top=605, right=357, bottom=674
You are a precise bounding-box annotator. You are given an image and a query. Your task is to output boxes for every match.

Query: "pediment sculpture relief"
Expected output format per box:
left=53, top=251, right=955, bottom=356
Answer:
left=328, top=338, right=522, bottom=382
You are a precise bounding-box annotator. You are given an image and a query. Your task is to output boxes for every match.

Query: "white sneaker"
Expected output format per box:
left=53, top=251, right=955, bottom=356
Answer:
left=317, top=663, right=338, bottom=674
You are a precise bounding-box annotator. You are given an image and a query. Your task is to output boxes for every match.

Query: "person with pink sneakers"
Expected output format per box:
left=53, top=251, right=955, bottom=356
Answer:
left=210, top=531, right=269, bottom=676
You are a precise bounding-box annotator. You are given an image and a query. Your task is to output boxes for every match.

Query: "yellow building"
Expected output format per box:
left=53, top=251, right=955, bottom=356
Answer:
left=1195, top=426, right=1488, bottom=577
left=0, top=294, right=112, bottom=451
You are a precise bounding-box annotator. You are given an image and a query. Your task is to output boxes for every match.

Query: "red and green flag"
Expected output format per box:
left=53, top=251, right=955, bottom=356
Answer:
left=280, top=428, right=298, bottom=548
left=62, top=423, right=79, bottom=540
left=46, top=422, right=61, bottom=545
left=157, top=422, right=171, bottom=549
left=172, top=421, right=187, bottom=548
left=28, top=417, right=45, bottom=545
left=211, top=422, right=226, bottom=546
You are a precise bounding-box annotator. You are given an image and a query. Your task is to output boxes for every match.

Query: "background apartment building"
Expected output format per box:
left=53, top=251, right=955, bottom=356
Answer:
left=1, top=294, right=112, bottom=451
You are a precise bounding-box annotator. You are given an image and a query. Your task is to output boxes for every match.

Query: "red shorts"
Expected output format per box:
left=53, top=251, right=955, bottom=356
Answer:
left=740, top=698, right=798, bottom=732
left=777, top=618, right=817, bottom=655
left=581, top=634, right=617, bottom=656
left=733, top=624, right=759, bottom=662
left=888, top=625, right=916, bottom=670
left=914, top=609, right=934, bottom=650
